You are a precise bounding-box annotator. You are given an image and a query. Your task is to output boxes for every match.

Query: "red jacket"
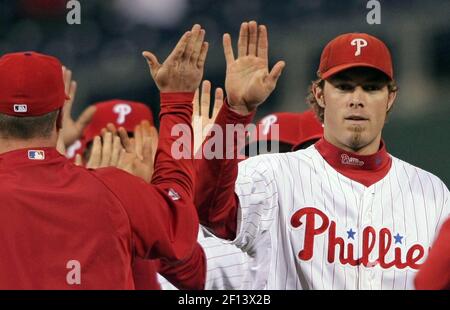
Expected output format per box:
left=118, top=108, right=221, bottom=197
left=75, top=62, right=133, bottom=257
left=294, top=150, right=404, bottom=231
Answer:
left=0, top=93, right=203, bottom=289
left=414, top=217, right=450, bottom=290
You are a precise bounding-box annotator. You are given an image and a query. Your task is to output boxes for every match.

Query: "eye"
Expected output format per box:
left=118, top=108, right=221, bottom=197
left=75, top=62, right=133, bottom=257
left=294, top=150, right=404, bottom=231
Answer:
left=363, top=84, right=383, bottom=91
left=335, top=83, right=353, bottom=91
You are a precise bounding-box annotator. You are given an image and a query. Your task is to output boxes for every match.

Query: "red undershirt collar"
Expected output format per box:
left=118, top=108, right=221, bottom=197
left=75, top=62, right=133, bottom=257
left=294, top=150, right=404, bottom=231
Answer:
left=314, top=138, right=392, bottom=187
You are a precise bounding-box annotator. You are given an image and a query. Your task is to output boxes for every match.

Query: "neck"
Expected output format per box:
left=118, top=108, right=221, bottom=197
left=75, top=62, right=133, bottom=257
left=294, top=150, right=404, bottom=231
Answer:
left=324, top=131, right=382, bottom=155
left=0, top=135, right=57, bottom=155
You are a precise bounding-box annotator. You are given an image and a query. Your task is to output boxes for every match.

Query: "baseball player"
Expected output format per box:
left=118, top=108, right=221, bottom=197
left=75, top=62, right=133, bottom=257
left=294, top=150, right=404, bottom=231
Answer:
left=195, top=21, right=449, bottom=289
left=70, top=97, right=209, bottom=290
left=67, top=99, right=156, bottom=165
left=0, top=23, right=208, bottom=289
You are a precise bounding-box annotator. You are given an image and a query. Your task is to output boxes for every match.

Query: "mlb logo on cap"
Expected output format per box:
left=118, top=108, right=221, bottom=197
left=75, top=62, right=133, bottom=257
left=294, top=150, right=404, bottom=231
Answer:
left=28, top=150, right=45, bottom=160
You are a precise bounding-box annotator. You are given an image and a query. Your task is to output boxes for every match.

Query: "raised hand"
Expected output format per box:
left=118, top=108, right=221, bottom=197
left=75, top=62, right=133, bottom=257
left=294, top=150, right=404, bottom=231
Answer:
left=223, top=21, right=285, bottom=115
left=117, top=123, right=155, bottom=183
left=85, top=131, right=122, bottom=169
left=192, top=80, right=224, bottom=154
left=142, top=24, right=209, bottom=93
left=60, top=67, right=96, bottom=147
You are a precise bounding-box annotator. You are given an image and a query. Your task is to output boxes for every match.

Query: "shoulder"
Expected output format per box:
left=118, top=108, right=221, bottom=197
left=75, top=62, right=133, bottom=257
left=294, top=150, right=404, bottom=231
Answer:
left=390, top=155, right=449, bottom=195
left=239, top=147, right=316, bottom=175
left=89, top=167, right=153, bottom=197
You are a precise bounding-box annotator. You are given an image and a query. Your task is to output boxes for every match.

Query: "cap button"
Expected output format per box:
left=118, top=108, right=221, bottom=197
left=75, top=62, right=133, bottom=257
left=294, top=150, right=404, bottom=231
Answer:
left=24, top=52, right=32, bottom=56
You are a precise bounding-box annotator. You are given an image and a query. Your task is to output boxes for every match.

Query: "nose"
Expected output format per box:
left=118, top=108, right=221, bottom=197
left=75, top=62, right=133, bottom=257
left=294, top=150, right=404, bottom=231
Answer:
left=349, top=86, right=365, bottom=109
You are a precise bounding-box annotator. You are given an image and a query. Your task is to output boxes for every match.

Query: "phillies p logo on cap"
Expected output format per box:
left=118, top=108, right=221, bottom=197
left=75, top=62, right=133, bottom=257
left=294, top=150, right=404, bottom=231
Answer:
left=351, top=38, right=368, bottom=56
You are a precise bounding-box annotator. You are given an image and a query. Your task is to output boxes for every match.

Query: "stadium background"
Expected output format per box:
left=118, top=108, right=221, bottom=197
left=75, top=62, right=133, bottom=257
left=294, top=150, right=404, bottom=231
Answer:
left=0, top=0, right=449, bottom=184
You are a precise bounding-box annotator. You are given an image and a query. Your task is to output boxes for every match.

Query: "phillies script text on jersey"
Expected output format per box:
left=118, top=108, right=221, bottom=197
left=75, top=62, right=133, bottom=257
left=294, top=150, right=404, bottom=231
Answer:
left=291, top=207, right=425, bottom=269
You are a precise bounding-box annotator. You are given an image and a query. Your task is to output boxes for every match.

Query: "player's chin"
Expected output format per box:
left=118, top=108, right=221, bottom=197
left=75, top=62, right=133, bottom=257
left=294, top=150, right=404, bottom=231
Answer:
left=345, top=123, right=366, bottom=133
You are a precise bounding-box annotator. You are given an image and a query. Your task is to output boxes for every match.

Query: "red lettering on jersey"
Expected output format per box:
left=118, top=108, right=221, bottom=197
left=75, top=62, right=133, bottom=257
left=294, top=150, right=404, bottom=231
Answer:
left=328, top=222, right=358, bottom=266
left=291, top=207, right=426, bottom=270
left=361, top=226, right=377, bottom=267
left=291, top=207, right=329, bottom=261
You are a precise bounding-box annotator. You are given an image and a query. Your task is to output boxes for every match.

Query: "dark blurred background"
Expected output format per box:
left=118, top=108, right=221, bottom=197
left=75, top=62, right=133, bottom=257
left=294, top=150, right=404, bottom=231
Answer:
left=0, top=0, right=449, bottom=183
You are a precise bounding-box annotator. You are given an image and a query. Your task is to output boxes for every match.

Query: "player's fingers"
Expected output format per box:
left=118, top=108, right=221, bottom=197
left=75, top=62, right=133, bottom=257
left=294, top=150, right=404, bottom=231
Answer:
left=248, top=21, right=258, bottom=56
left=257, top=25, right=268, bottom=63
left=75, top=105, right=96, bottom=132
left=142, top=136, right=153, bottom=165
left=117, top=148, right=130, bottom=172
left=238, top=22, right=249, bottom=58
left=56, top=133, right=66, bottom=155
left=142, top=51, right=161, bottom=77
left=184, top=24, right=201, bottom=60
left=74, top=154, right=83, bottom=166
left=213, top=87, right=224, bottom=118
left=267, top=60, right=286, bottom=89
left=110, top=135, right=122, bottom=166
left=197, top=41, right=209, bottom=69
left=86, top=136, right=102, bottom=169
left=118, top=127, right=134, bottom=153
left=134, top=125, right=143, bottom=160
left=223, top=33, right=235, bottom=66
left=106, top=122, right=117, bottom=134
left=68, top=80, right=77, bottom=103
left=100, top=131, right=113, bottom=167
left=165, top=30, right=191, bottom=62
left=63, top=67, right=72, bottom=95
left=193, top=88, right=200, bottom=117
left=148, top=125, right=159, bottom=162
left=191, top=28, right=205, bottom=63
left=201, top=80, right=211, bottom=116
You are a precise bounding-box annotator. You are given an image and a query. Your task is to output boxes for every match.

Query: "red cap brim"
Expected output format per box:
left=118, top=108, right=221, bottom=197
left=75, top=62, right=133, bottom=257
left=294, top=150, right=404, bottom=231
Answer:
left=320, top=62, right=393, bottom=80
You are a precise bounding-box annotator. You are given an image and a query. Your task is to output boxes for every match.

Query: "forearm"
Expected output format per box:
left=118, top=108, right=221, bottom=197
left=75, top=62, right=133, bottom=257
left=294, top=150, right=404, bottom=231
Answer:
left=195, top=100, right=255, bottom=239
left=152, top=92, right=195, bottom=199
left=156, top=242, right=206, bottom=290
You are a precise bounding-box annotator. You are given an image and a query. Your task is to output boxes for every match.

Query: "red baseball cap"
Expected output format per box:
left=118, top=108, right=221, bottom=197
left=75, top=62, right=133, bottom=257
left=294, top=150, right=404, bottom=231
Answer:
left=246, top=110, right=323, bottom=147
left=0, top=51, right=69, bottom=116
left=81, top=99, right=154, bottom=145
left=318, top=33, right=393, bottom=80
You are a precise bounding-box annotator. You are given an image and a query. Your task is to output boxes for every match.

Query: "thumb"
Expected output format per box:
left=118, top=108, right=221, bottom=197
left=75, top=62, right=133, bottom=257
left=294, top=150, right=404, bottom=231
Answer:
left=142, top=51, right=161, bottom=76
left=76, top=105, right=96, bottom=131
left=74, top=154, right=83, bottom=166
left=267, top=60, right=286, bottom=88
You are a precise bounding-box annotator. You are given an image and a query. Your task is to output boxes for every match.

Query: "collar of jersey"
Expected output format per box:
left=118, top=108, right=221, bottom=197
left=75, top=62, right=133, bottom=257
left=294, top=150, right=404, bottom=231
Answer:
left=0, top=147, right=63, bottom=167
left=314, top=138, right=392, bottom=186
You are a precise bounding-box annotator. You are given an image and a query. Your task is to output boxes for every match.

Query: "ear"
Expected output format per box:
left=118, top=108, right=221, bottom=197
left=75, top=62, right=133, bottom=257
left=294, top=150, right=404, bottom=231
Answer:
left=386, top=90, right=397, bottom=112
left=312, top=81, right=325, bottom=108
left=56, top=108, right=63, bottom=130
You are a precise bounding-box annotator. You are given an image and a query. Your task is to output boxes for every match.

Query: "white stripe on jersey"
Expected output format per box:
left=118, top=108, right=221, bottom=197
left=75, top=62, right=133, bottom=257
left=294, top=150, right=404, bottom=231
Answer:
left=232, top=145, right=449, bottom=290
left=159, top=227, right=250, bottom=290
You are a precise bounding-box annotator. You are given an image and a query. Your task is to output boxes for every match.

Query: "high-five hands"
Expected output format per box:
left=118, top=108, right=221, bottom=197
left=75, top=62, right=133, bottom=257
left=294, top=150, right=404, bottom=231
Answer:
left=223, top=21, right=285, bottom=115
left=76, top=121, right=158, bottom=183
left=143, top=24, right=208, bottom=93
left=192, top=80, right=224, bottom=154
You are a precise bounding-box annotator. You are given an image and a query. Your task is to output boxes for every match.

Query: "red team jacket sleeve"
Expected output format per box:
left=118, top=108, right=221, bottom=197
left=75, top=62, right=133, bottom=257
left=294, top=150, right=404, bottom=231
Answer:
left=194, top=101, right=255, bottom=240
left=156, top=241, right=206, bottom=290
left=414, top=217, right=450, bottom=290
left=96, top=92, right=199, bottom=263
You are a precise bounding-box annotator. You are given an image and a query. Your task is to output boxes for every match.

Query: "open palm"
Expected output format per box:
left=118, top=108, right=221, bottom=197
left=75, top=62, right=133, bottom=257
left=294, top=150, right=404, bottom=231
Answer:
left=224, top=21, right=285, bottom=115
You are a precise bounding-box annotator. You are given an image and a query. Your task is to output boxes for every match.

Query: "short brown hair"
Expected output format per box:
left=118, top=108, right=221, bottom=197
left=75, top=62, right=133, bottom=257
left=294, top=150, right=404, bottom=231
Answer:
left=306, top=77, right=398, bottom=123
left=0, top=110, right=59, bottom=139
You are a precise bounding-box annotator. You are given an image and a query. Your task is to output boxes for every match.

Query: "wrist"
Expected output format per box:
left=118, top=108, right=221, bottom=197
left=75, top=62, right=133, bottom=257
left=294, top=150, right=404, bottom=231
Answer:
left=227, top=100, right=256, bottom=116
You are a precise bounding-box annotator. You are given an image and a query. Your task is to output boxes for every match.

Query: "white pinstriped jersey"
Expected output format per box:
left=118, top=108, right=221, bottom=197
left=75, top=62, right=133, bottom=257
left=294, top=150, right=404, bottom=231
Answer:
left=158, top=227, right=250, bottom=290
left=232, top=145, right=449, bottom=290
